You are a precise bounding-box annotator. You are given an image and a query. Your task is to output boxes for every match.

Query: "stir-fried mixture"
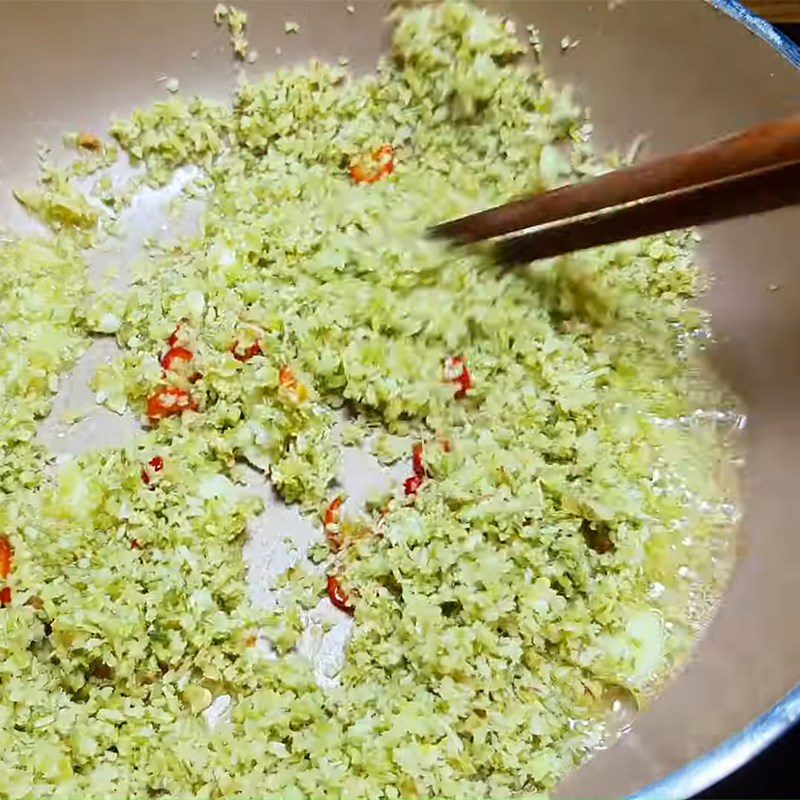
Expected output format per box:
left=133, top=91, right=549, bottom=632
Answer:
left=0, top=3, right=739, bottom=797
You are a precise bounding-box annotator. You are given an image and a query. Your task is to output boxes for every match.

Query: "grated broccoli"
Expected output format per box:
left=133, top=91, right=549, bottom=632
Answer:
left=0, top=3, right=739, bottom=798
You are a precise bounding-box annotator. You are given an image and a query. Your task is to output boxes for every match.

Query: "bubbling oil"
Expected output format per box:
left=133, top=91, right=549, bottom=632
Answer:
left=594, top=340, right=744, bottom=752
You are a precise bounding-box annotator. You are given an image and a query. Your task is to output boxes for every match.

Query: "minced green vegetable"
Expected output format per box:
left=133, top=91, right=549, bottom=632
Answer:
left=0, top=2, right=738, bottom=798
left=214, top=4, right=250, bottom=61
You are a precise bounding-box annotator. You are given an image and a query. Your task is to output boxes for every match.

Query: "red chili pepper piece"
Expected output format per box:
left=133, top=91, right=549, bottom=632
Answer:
left=444, top=356, right=473, bottom=400
left=454, top=368, right=472, bottom=399
left=349, top=144, right=394, bottom=185
left=130, top=539, right=141, bottom=550
left=161, top=346, right=194, bottom=371
left=404, top=474, right=425, bottom=496
left=324, top=496, right=343, bottom=529
left=146, top=387, right=197, bottom=421
left=279, top=365, right=296, bottom=388
left=412, top=443, right=426, bottom=478
left=279, top=365, right=309, bottom=403
left=167, top=324, right=183, bottom=347
left=141, top=456, right=165, bottom=486
left=324, top=496, right=344, bottom=549
left=0, top=536, right=12, bottom=580
left=231, top=340, right=263, bottom=362
left=0, top=536, right=13, bottom=607
left=327, top=575, right=353, bottom=614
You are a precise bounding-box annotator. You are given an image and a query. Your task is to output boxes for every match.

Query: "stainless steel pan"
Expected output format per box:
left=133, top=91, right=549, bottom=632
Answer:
left=1, top=2, right=798, bottom=796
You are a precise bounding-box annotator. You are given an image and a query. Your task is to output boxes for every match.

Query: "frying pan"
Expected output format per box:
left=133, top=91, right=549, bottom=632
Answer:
left=1, top=1, right=799, bottom=797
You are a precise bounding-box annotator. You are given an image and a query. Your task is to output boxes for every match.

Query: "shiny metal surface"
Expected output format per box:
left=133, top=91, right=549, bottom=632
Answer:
left=0, top=1, right=799, bottom=797
left=625, top=9, right=800, bottom=796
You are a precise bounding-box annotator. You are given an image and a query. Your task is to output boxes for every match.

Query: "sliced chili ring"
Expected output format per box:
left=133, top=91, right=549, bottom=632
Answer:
left=167, top=324, right=184, bottom=347
left=279, top=365, right=296, bottom=388
left=231, top=340, right=262, bottom=362
left=278, top=365, right=309, bottom=403
left=444, top=355, right=473, bottom=400
left=0, top=536, right=12, bottom=579
left=146, top=387, right=197, bottom=421
left=412, top=442, right=426, bottom=478
left=141, top=456, right=165, bottom=486
left=323, top=496, right=344, bottom=549
left=0, top=536, right=13, bottom=607
left=327, top=576, right=353, bottom=614
left=324, top=496, right=344, bottom=529
left=404, top=474, right=425, bottom=496
left=349, top=144, right=394, bottom=184
left=161, top=346, right=194, bottom=371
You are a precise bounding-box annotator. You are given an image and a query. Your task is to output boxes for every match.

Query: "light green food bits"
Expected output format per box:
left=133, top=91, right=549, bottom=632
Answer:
left=0, top=3, right=738, bottom=798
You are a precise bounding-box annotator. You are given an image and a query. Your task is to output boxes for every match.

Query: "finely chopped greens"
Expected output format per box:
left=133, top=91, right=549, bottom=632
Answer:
left=0, top=2, right=738, bottom=798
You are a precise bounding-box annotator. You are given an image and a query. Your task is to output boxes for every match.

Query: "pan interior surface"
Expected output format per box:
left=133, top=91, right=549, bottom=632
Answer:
left=0, top=2, right=798, bottom=798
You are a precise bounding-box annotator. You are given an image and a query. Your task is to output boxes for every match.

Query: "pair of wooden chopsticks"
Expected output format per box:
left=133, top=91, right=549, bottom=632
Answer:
left=431, top=115, right=800, bottom=264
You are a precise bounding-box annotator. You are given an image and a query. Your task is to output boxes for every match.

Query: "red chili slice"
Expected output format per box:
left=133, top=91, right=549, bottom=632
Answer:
left=324, top=496, right=344, bottom=549
left=324, top=496, right=343, bottom=528
left=167, top=324, right=183, bottom=347
left=130, top=539, right=141, bottom=550
left=231, top=340, right=262, bottom=362
left=444, top=355, right=473, bottom=400
left=141, top=456, right=165, bottom=486
left=327, top=575, right=353, bottom=614
left=0, top=536, right=13, bottom=607
left=454, top=368, right=473, bottom=399
left=404, top=443, right=429, bottom=496
left=161, top=346, right=193, bottom=371
left=404, top=474, right=425, bottom=496
left=278, top=365, right=310, bottom=403
left=146, top=387, right=197, bottom=421
left=0, top=536, right=12, bottom=580
left=279, top=365, right=296, bottom=388
left=412, top=443, right=426, bottom=478
left=349, top=144, right=394, bottom=185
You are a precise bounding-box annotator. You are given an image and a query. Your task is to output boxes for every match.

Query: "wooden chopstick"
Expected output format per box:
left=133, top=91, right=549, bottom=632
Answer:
left=430, top=114, right=800, bottom=263
left=495, top=158, right=800, bottom=265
